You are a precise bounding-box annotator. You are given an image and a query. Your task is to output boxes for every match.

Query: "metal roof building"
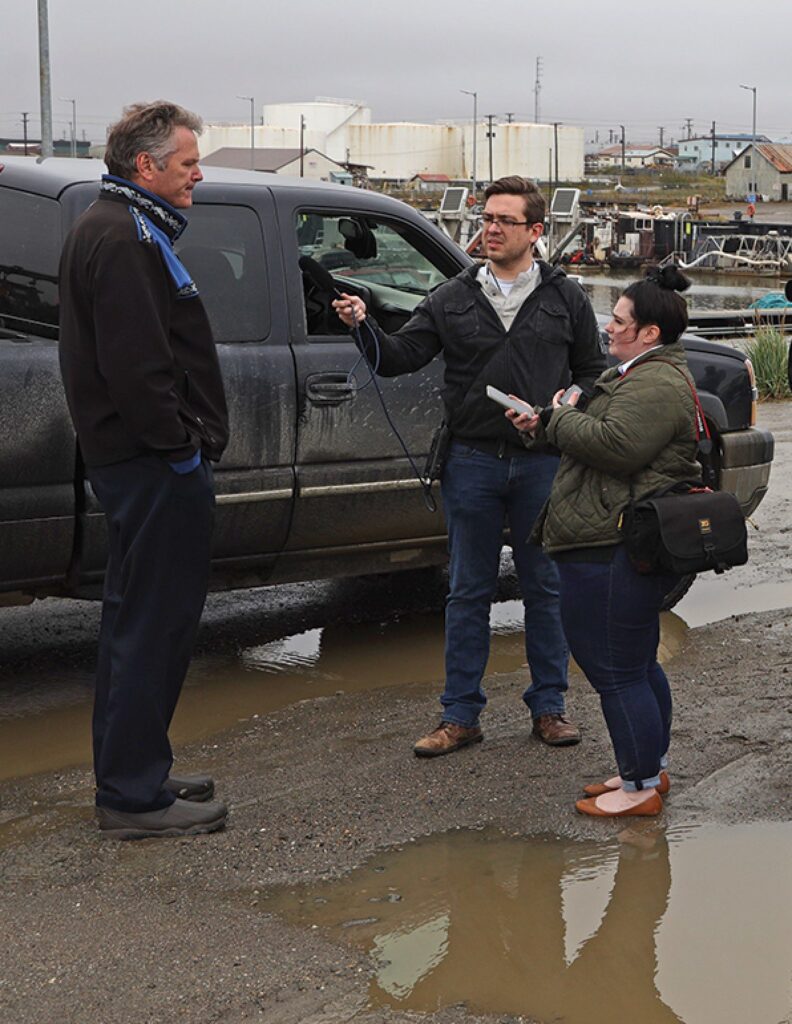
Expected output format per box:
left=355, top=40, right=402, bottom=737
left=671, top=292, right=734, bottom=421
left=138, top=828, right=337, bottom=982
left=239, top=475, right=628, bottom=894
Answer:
left=724, top=143, right=792, bottom=201
left=201, top=147, right=348, bottom=181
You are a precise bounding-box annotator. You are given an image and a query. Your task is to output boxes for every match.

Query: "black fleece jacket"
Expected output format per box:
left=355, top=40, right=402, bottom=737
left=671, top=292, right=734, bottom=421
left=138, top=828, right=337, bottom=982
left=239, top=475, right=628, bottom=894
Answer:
left=59, top=178, right=229, bottom=467
left=361, top=261, right=606, bottom=452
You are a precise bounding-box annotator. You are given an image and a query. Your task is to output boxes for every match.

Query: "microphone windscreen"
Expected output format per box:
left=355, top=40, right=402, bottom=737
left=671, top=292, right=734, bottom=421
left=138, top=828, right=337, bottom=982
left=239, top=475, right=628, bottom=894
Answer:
left=298, top=255, right=341, bottom=295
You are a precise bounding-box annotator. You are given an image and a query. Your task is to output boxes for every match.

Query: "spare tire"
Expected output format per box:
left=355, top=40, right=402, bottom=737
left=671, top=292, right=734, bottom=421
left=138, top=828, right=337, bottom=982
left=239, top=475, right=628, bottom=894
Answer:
left=660, top=573, right=696, bottom=611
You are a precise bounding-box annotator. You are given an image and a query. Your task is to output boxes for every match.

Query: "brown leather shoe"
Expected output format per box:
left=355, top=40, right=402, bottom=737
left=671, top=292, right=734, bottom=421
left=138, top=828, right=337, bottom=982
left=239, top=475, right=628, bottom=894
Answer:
left=575, top=790, right=663, bottom=818
left=413, top=721, right=483, bottom=758
left=532, top=713, right=580, bottom=747
left=583, top=770, right=670, bottom=798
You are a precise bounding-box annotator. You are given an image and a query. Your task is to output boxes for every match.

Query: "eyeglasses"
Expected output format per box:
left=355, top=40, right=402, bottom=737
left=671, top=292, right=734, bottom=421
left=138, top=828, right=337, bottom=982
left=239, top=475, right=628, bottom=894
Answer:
left=481, top=213, right=531, bottom=228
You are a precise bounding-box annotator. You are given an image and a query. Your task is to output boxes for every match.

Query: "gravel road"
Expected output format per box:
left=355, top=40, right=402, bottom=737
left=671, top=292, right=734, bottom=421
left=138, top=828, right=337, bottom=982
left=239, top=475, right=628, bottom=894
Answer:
left=0, top=402, right=789, bottom=1024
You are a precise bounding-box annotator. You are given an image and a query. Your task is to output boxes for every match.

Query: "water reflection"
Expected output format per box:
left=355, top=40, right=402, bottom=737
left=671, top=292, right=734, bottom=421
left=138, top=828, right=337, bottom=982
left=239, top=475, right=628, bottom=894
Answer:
left=0, top=601, right=692, bottom=782
left=0, top=608, right=522, bottom=781
left=582, top=268, right=776, bottom=316
left=262, top=822, right=792, bottom=1024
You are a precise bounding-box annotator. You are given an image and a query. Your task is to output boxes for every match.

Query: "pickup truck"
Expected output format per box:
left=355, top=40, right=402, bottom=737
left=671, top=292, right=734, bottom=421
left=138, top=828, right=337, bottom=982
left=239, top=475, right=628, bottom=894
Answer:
left=0, top=156, right=775, bottom=607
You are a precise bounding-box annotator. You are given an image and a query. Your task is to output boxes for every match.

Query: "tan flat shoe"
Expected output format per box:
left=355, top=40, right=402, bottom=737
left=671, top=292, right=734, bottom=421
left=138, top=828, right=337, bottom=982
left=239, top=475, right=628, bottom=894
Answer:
left=575, top=790, right=664, bottom=818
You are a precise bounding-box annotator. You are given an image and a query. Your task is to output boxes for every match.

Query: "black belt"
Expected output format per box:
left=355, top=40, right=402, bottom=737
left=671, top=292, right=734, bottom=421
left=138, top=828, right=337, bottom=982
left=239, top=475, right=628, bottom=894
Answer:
left=553, top=544, right=620, bottom=563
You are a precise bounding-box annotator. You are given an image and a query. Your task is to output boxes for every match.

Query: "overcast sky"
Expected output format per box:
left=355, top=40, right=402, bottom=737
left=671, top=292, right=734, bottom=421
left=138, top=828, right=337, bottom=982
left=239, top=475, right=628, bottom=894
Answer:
left=2, top=0, right=790, bottom=147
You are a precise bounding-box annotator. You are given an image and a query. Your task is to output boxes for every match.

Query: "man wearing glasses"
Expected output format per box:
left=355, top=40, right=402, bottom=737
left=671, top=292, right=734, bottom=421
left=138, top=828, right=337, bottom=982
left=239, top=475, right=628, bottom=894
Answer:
left=334, top=176, right=604, bottom=757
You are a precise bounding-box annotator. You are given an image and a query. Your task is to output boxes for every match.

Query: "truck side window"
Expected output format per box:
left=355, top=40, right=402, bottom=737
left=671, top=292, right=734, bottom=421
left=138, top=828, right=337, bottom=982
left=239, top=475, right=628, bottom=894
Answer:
left=0, top=190, right=60, bottom=338
left=177, top=205, right=269, bottom=343
left=296, top=211, right=454, bottom=337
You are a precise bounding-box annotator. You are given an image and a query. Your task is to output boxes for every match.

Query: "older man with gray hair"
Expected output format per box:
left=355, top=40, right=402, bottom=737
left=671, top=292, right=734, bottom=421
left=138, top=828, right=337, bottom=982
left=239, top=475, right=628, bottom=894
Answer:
left=59, top=101, right=229, bottom=838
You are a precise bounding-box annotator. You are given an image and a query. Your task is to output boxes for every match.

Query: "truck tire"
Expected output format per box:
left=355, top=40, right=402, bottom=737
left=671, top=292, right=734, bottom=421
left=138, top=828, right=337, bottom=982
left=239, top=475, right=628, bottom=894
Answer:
left=660, top=573, right=696, bottom=611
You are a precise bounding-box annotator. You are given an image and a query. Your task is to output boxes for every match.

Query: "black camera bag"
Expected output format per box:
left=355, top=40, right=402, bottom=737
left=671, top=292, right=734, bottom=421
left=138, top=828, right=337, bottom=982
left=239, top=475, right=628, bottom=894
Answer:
left=621, top=482, right=748, bottom=575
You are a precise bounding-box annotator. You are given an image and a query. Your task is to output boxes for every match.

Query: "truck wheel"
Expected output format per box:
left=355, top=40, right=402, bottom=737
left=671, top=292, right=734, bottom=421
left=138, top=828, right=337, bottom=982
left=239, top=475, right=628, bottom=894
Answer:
left=660, top=573, right=696, bottom=611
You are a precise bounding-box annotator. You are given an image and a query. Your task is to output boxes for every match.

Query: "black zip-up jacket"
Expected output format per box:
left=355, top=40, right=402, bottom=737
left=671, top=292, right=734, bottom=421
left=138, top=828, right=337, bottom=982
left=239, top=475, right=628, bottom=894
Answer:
left=362, top=261, right=606, bottom=454
left=59, top=177, right=229, bottom=467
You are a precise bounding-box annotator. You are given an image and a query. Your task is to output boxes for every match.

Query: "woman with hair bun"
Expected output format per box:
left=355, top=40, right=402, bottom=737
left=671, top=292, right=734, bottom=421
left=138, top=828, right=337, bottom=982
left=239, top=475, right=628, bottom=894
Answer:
left=507, top=265, right=701, bottom=817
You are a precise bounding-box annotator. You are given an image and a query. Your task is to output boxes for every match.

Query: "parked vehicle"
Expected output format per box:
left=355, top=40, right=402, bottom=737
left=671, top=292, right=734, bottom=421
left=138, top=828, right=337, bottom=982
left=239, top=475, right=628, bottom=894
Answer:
left=0, top=157, right=774, bottom=607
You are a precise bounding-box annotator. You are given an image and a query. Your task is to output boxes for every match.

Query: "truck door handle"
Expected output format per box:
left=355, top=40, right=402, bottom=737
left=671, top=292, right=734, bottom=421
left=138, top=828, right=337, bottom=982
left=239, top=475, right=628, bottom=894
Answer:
left=305, top=373, right=357, bottom=405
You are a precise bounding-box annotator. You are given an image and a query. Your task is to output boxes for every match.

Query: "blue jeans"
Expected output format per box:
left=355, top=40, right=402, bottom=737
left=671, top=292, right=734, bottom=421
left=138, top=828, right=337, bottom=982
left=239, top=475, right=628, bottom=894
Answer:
left=557, top=546, right=679, bottom=790
left=439, top=442, right=568, bottom=727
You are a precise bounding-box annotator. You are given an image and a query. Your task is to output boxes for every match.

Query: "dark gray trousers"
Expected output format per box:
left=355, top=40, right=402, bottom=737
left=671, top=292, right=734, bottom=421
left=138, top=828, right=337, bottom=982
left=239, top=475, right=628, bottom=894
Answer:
left=87, top=454, right=215, bottom=812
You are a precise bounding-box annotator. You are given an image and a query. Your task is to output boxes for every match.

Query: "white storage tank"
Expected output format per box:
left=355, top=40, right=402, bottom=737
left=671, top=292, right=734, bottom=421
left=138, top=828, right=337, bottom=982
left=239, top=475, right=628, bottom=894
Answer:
left=462, top=122, right=584, bottom=183
left=348, top=123, right=464, bottom=181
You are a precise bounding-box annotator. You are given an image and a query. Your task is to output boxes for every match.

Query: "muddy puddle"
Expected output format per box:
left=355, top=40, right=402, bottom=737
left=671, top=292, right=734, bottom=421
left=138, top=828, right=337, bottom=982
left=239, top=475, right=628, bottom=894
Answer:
left=259, top=822, right=792, bottom=1023
left=676, top=576, right=792, bottom=628
left=0, top=601, right=687, bottom=783
left=2, top=573, right=790, bottom=783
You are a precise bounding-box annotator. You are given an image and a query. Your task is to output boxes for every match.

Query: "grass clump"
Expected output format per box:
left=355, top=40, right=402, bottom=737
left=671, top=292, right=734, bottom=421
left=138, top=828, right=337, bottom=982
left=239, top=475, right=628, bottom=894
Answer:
left=746, top=324, right=791, bottom=399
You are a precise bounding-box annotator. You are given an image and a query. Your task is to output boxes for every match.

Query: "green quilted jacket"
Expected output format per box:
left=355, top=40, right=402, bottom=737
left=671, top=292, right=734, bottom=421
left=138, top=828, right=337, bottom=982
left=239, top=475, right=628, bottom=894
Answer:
left=533, top=341, right=702, bottom=554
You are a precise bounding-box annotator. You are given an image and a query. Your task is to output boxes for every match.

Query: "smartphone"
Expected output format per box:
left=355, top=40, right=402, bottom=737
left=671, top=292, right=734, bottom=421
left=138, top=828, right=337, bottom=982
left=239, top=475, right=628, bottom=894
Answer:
left=559, top=384, right=583, bottom=405
left=485, top=385, right=535, bottom=417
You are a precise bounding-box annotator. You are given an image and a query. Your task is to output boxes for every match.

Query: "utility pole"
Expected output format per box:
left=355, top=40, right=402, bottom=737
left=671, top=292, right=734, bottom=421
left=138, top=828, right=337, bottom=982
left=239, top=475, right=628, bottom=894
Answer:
left=299, top=115, right=306, bottom=177
left=534, top=57, right=542, bottom=123
left=69, top=100, right=76, bottom=157
left=485, top=114, right=496, bottom=182
left=38, top=0, right=53, bottom=158
left=684, top=118, right=694, bottom=140
left=658, top=126, right=665, bottom=148
left=740, top=84, right=757, bottom=195
left=547, top=149, right=552, bottom=209
left=710, top=120, right=716, bottom=175
left=237, top=96, right=255, bottom=170
left=505, top=112, right=514, bottom=124
left=461, top=89, right=477, bottom=194
left=60, top=98, right=76, bottom=157
left=620, top=124, right=626, bottom=174
left=21, top=112, right=30, bottom=155
left=552, top=121, right=560, bottom=184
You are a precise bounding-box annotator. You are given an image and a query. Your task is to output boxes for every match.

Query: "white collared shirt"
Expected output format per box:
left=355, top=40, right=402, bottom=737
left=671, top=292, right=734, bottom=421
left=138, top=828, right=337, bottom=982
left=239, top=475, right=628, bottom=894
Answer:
left=618, top=345, right=664, bottom=375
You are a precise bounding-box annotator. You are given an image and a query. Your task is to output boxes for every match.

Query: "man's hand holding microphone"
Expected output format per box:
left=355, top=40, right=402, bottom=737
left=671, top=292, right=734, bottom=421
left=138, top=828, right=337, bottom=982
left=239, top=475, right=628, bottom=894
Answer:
left=332, top=293, right=367, bottom=328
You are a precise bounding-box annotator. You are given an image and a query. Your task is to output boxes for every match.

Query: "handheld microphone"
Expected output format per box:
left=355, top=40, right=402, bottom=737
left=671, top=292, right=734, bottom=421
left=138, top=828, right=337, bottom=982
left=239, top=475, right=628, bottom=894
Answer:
left=298, top=255, right=343, bottom=297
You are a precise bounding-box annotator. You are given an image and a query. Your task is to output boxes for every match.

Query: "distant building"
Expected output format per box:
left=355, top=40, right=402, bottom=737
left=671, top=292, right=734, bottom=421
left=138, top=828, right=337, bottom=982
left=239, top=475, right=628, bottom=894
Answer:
left=724, top=143, right=792, bottom=201
left=589, top=144, right=675, bottom=171
left=677, top=133, right=770, bottom=172
left=406, top=173, right=452, bottom=193
left=201, top=100, right=584, bottom=185
left=0, top=137, right=92, bottom=157
left=201, top=147, right=348, bottom=181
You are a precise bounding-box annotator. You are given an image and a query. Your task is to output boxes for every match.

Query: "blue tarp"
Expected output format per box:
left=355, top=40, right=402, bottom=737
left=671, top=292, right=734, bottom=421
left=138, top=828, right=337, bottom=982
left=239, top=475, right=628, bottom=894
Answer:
left=750, top=293, right=792, bottom=309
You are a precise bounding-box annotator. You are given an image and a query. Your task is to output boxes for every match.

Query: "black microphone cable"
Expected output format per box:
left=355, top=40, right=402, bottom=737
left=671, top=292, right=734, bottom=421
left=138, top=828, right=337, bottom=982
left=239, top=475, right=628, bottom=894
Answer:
left=350, top=316, right=437, bottom=513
